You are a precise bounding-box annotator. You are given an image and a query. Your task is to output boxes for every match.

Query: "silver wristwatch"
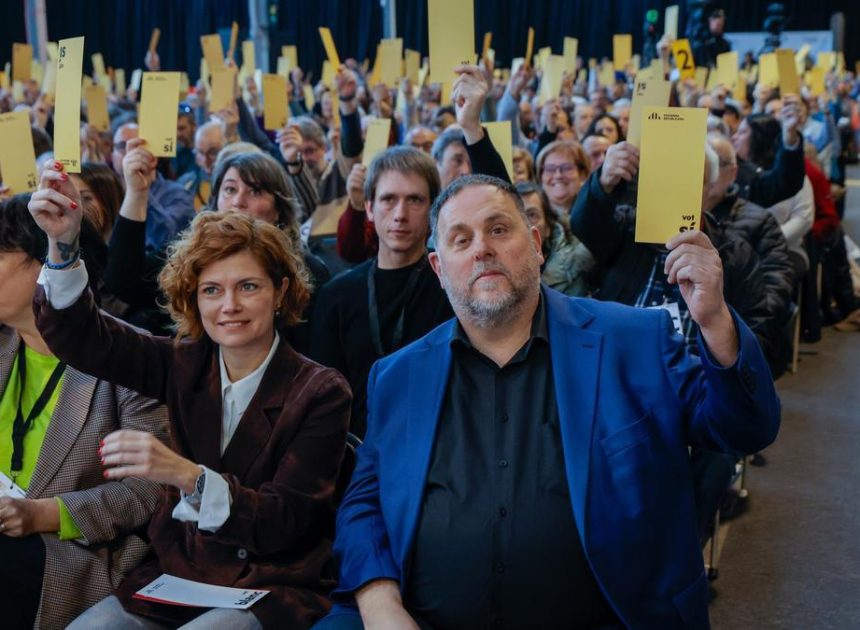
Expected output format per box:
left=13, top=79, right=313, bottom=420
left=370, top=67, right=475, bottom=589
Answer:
left=186, top=468, right=206, bottom=508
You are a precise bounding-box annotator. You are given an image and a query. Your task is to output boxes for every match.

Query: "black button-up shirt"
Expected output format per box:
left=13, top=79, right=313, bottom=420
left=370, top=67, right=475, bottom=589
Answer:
left=405, top=296, right=618, bottom=629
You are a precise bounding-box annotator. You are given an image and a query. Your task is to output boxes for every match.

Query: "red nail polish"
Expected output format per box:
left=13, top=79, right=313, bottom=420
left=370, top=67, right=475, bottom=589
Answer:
left=103, top=470, right=110, bottom=479
left=54, top=161, right=62, bottom=170
left=70, top=202, right=78, bottom=209
left=99, top=439, right=105, bottom=446
left=60, top=173, right=68, bottom=181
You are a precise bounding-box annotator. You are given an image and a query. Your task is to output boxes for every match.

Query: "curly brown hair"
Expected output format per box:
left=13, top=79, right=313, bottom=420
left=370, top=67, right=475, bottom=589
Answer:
left=158, top=211, right=310, bottom=340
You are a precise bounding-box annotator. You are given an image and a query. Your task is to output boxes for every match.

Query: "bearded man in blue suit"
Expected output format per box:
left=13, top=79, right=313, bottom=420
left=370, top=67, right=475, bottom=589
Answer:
left=319, top=174, right=780, bottom=630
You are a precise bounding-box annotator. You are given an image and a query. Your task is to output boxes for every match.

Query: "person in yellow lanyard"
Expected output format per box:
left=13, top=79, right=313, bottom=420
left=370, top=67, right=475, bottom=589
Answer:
left=0, top=194, right=169, bottom=630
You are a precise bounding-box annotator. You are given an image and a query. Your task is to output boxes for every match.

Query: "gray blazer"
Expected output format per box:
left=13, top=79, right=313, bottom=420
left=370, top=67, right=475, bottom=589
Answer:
left=0, top=326, right=169, bottom=629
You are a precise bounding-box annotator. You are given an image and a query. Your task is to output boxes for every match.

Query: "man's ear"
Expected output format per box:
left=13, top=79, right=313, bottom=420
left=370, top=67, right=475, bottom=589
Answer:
left=531, top=226, right=545, bottom=266
left=364, top=198, right=374, bottom=223
left=428, top=251, right=443, bottom=282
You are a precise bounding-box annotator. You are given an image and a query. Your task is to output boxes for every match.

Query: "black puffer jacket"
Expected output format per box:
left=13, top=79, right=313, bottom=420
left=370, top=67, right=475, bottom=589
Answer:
left=569, top=172, right=771, bottom=357
left=705, top=187, right=795, bottom=326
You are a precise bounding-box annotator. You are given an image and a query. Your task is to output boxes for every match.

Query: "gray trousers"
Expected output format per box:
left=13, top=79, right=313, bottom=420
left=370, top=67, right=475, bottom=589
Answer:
left=67, top=595, right=263, bottom=630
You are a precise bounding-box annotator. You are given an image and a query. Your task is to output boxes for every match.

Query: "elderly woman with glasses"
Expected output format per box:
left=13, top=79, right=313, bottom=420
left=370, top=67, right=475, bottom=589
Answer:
left=536, top=140, right=592, bottom=223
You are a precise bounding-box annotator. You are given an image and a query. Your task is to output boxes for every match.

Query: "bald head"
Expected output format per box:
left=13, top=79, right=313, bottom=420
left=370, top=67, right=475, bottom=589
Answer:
left=195, top=121, right=227, bottom=175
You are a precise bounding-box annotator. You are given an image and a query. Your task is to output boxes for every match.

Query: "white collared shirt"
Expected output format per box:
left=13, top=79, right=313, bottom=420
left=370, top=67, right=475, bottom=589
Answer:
left=37, top=262, right=279, bottom=533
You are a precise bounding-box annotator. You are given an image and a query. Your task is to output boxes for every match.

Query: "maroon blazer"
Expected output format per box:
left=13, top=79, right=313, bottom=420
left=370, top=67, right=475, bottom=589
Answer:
left=34, top=287, right=351, bottom=629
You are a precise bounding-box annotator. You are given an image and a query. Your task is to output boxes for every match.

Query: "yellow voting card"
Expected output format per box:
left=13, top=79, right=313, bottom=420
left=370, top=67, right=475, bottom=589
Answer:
left=242, top=40, right=255, bottom=72
left=776, top=48, right=800, bottom=96
left=201, top=34, right=225, bottom=72
left=210, top=67, right=237, bottom=112
left=262, top=73, right=288, bottom=130
left=795, top=44, right=810, bottom=74
left=626, top=75, right=672, bottom=148
left=379, top=39, right=403, bottom=87
left=303, top=84, right=315, bottom=109
left=665, top=5, right=679, bottom=41
left=331, top=92, right=341, bottom=129
left=227, top=21, right=239, bottom=61
left=806, top=67, right=825, bottom=97
left=322, top=59, right=336, bottom=88
left=524, top=27, right=535, bottom=70
left=42, top=59, right=57, bottom=100
left=758, top=52, right=778, bottom=88
left=693, top=66, right=708, bottom=89
left=54, top=36, right=84, bottom=173
left=482, top=32, right=493, bottom=63
left=817, top=51, right=835, bottom=72
left=362, top=118, right=392, bottom=167
left=12, top=43, right=32, bottom=82
left=538, top=47, right=551, bottom=70
left=281, top=46, right=298, bottom=70
left=428, top=0, right=474, bottom=85
left=671, top=39, right=695, bottom=80
left=277, top=57, right=290, bottom=79
left=0, top=111, right=38, bottom=193
left=318, top=27, right=341, bottom=69
left=405, top=49, right=421, bottom=84
left=115, top=68, right=126, bottom=95
left=91, top=53, right=106, bottom=79
left=130, top=68, right=143, bottom=92
left=149, top=28, right=161, bottom=53
left=563, top=37, right=578, bottom=74
left=539, top=55, right=565, bottom=104
left=599, top=62, right=616, bottom=87
left=139, top=72, right=181, bottom=157
left=84, top=85, right=110, bottom=132
left=30, top=60, right=43, bottom=86
left=715, top=51, right=738, bottom=89
left=613, top=35, right=632, bottom=70
left=47, top=42, right=59, bottom=61
left=635, top=107, right=707, bottom=244
left=484, top=121, right=514, bottom=181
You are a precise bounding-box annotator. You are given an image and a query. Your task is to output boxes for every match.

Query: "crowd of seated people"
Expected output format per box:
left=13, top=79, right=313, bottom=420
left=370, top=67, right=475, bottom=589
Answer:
left=1, top=19, right=860, bottom=628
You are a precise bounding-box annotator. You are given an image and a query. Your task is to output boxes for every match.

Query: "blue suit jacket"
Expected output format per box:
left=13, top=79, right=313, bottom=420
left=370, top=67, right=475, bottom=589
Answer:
left=329, top=288, right=780, bottom=629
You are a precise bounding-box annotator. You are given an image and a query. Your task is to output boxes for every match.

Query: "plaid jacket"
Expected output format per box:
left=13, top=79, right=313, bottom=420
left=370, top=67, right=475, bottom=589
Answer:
left=0, top=326, right=169, bottom=629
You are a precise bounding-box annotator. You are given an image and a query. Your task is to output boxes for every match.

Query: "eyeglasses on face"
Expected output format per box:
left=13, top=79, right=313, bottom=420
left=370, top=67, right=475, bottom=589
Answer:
left=543, top=163, right=577, bottom=176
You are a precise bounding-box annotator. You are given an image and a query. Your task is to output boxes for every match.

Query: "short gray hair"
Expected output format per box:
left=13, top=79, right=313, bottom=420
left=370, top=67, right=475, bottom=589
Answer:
left=431, top=128, right=465, bottom=163
left=291, top=115, right=325, bottom=147
left=704, top=142, right=720, bottom=185
left=429, top=174, right=527, bottom=243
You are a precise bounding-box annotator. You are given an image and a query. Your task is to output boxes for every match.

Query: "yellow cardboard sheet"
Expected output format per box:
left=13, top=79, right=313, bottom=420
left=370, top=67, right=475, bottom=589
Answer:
left=758, top=52, right=778, bottom=88
left=139, top=72, right=181, bottom=157
left=322, top=59, right=336, bottom=88
left=664, top=5, right=679, bottom=41
left=42, top=58, right=57, bottom=100
left=563, top=37, right=578, bottom=74
left=775, top=48, right=800, bottom=96
left=227, top=22, right=239, bottom=62
left=91, top=52, right=106, bottom=79
left=262, top=73, right=288, bottom=130
left=613, top=35, right=632, bottom=70
left=715, top=51, right=738, bottom=89
left=115, top=68, right=126, bottom=95
left=47, top=42, right=59, bottom=61
left=484, top=121, right=514, bottom=181
left=200, top=34, right=225, bottom=72
left=693, top=66, right=708, bottom=89
left=281, top=46, right=298, bottom=70
left=12, top=43, right=32, bottom=82
left=318, top=27, right=341, bottom=69
left=149, top=28, right=161, bottom=53
left=537, top=47, right=551, bottom=70
left=482, top=32, right=493, bottom=64
left=626, top=75, right=672, bottom=148
left=539, top=55, right=565, bottom=104
left=54, top=36, right=85, bottom=173
left=130, top=68, right=143, bottom=92
left=817, top=51, right=835, bottom=72
left=405, top=49, right=421, bottom=84
left=428, top=0, right=474, bottom=85
left=794, top=44, right=810, bottom=74
left=277, top=56, right=290, bottom=79
left=303, top=84, right=315, bottom=110
left=210, top=67, right=237, bottom=112
left=524, top=27, right=535, bottom=70
left=242, top=40, right=255, bottom=72
left=362, top=118, right=392, bottom=167
left=84, top=85, right=110, bottom=132
left=378, top=38, right=403, bottom=87
left=0, top=110, right=38, bottom=193
left=671, top=39, right=695, bottom=80
left=598, top=62, right=616, bottom=87
left=635, top=107, right=707, bottom=244
left=805, top=67, right=825, bottom=97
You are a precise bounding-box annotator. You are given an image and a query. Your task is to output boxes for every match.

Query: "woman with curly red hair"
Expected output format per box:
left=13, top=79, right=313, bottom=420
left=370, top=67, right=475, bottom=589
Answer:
left=27, top=161, right=351, bottom=630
